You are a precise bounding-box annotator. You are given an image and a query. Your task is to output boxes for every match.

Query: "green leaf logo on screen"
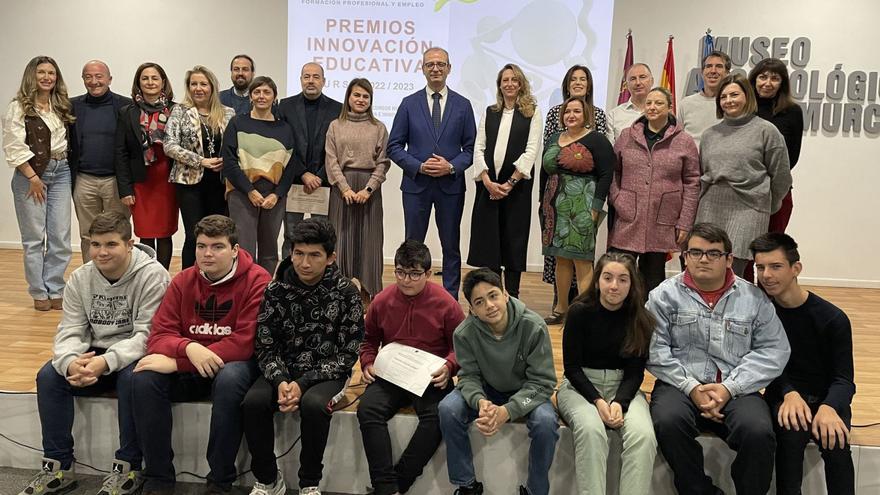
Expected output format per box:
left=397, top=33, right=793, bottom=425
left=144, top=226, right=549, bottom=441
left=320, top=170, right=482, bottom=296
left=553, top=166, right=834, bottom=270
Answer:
left=434, top=0, right=479, bottom=12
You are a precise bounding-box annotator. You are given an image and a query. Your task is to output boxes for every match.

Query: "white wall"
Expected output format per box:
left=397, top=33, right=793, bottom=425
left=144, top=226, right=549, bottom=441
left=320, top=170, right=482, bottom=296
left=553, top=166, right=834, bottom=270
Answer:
left=1, top=0, right=878, bottom=286
left=606, top=0, right=880, bottom=287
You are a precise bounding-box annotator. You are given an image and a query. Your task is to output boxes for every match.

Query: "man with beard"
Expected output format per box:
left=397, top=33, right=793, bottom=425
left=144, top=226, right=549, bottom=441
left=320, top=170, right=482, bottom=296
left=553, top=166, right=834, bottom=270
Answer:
left=219, top=54, right=255, bottom=115
left=278, top=62, right=343, bottom=254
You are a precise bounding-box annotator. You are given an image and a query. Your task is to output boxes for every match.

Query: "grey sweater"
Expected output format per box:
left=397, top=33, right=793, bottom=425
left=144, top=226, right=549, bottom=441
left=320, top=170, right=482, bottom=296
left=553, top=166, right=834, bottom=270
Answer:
left=52, top=244, right=171, bottom=376
left=699, top=114, right=792, bottom=214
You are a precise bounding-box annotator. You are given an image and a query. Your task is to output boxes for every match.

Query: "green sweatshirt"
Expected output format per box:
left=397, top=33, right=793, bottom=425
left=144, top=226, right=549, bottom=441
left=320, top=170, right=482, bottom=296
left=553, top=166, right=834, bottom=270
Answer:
left=454, top=297, right=557, bottom=420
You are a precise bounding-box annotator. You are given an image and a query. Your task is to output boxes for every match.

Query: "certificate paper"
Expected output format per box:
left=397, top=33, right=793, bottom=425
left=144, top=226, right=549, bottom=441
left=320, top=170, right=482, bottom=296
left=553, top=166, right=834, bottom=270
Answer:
left=372, top=343, right=448, bottom=397
left=286, top=185, right=330, bottom=215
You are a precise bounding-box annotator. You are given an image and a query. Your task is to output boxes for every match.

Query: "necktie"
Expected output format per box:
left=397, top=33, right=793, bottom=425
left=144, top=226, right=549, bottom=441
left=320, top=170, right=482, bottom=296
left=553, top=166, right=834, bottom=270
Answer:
left=432, top=92, right=442, bottom=132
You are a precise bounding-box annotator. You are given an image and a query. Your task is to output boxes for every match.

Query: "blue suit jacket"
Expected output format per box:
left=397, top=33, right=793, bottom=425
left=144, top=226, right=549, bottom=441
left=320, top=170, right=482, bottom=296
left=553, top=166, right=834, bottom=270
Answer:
left=388, top=87, right=476, bottom=194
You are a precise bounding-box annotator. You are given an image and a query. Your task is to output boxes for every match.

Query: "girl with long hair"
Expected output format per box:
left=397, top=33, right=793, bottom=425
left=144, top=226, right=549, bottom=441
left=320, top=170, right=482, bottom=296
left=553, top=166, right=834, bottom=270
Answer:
left=556, top=252, right=658, bottom=494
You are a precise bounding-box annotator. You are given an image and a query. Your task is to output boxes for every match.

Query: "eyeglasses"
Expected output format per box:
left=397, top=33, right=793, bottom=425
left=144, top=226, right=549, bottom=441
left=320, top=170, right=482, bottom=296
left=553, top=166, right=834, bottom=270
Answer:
left=394, top=269, right=427, bottom=281
left=424, top=62, right=448, bottom=70
left=684, top=249, right=729, bottom=261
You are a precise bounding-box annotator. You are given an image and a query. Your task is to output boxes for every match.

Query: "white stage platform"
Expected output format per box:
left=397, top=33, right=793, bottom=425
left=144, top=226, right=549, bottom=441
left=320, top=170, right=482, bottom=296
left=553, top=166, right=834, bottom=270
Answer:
left=1, top=394, right=878, bottom=494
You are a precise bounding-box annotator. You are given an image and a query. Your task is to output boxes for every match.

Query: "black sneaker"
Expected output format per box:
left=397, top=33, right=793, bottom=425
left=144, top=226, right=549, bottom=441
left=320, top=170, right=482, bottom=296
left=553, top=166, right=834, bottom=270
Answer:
left=453, top=481, right=483, bottom=495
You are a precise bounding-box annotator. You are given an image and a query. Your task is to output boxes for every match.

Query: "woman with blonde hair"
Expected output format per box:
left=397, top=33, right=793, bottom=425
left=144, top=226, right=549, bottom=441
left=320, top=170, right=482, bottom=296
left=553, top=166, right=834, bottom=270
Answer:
left=325, top=78, right=390, bottom=301
left=164, top=65, right=236, bottom=268
left=466, top=63, right=542, bottom=298
left=116, top=62, right=178, bottom=269
left=2, top=55, right=75, bottom=310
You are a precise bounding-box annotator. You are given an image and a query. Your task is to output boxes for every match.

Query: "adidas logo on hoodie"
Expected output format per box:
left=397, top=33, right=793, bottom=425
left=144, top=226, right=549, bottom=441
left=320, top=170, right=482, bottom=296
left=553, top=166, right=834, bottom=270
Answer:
left=189, top=322, right=232, bottom=336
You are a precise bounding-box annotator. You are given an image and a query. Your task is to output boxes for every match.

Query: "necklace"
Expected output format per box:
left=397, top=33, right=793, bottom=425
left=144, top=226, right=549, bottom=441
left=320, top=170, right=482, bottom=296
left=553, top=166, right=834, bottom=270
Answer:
left=199, top=115, right=217, bottom=158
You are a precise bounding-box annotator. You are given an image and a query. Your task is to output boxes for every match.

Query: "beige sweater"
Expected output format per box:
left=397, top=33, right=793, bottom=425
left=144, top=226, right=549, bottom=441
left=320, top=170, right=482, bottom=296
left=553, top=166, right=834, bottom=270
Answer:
left=324, top=112, right=391, bottom=192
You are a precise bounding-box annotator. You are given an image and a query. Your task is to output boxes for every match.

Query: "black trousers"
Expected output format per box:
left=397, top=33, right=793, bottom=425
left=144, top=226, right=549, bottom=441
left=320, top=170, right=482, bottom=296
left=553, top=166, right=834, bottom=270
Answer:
left=175, top=170, right=227, bottom=269
left=609, top=248, right=667, bottom=294
left=488, top=267, right=522, bottom=298
left=242, top=376, right=347, bottom=488
left=770, top=398, right=855, bottom=495
left=356, top=378, right=452, bottom=495
left=650, top=380, right=776, bottom=495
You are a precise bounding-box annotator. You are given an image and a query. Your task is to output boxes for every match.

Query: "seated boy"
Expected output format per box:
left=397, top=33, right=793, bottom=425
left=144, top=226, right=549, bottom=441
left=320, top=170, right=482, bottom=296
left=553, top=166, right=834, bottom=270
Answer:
left=357, top=240, right=464, bottom=494
left=439, top=268, right=559, bottom=495
left=132, top=215, right=271, bottom=494
left=242, top=218, right=364, bottom=495
left=19, top=211, right=169, bottom=495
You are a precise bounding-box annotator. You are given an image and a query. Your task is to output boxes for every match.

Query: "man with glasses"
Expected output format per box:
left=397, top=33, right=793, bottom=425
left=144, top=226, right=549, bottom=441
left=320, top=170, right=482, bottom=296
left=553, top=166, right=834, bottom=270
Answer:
left=388, top=47, right=477, bottom=300
left=647, top=222, right=790, bottom=495
left=357, top=239, right=465, bottom=495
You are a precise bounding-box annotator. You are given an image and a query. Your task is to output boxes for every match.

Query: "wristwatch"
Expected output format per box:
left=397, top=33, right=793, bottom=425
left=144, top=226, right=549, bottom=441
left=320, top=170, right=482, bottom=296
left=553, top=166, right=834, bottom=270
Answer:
left=507, top=177, right=520, bottom=186
left=448, top=164, right=455, bottom=175
left=366, top=186, right=374, bottom=194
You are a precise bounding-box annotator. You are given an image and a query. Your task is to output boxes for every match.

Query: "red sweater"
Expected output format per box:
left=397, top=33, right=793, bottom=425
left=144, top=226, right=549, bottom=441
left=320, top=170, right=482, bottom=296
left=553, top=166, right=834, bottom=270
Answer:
left=360, top=281, right=464, bottom=374
left=147, top=249, right=271, bottom=373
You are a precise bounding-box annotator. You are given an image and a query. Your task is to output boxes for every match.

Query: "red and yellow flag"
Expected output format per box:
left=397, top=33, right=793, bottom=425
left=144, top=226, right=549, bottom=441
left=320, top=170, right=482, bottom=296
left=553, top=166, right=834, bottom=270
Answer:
left=660, top=36, right=676, bottom=112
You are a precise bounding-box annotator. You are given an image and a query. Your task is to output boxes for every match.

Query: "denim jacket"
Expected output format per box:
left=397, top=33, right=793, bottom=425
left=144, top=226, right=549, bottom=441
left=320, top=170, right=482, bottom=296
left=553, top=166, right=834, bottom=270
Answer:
left=646, top=272, right=790, bottom=398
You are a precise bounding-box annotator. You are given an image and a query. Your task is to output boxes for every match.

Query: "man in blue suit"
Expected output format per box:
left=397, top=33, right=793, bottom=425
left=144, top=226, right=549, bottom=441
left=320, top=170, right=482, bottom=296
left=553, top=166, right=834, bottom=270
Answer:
left=388, top=47, right=476, bottom=299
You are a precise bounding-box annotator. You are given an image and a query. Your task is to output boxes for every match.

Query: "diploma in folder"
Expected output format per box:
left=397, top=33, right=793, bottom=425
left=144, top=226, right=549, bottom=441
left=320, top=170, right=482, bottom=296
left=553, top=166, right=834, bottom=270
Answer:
left=372, top=343, right=448, bottom=397
left=286, top=185, right=330, bottom=215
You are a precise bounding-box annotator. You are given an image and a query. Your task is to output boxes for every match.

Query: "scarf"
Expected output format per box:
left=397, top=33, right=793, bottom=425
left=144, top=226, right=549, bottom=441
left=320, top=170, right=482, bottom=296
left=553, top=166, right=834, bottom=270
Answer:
left=135, top=93, right=171, bottom=165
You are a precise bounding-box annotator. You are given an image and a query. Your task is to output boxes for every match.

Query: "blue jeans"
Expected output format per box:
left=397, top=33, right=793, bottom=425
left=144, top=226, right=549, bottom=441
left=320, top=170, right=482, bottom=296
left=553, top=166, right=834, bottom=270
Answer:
left=11, top=160, right=72, bottom=299
left=36, top=359, right=140, bottom=470
left=439, top=388, right=559, bottom=495
left=132, top=360, right=258, bottom=490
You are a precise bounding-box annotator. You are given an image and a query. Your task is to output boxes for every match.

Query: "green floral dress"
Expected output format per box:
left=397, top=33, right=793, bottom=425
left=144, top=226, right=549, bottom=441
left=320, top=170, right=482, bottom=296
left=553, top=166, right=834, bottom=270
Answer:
left=541, top=131, right=614, bottom=260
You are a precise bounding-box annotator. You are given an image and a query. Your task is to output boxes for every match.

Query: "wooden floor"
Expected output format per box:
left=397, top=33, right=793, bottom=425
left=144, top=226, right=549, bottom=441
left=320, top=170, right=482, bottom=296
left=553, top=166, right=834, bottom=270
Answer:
left=1, top=249, right=879, bottom=446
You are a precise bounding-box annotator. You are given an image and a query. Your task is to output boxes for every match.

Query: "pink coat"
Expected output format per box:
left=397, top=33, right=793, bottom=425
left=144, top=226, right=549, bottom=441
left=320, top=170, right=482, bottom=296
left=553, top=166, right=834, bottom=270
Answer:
left=608, top=118, right=701, bottom=253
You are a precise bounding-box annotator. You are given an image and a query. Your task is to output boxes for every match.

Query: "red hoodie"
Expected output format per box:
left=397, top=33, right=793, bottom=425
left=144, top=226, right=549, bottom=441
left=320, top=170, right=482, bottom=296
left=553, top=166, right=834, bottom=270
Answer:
left=147, top=248, right=271, bottom=373
left=360, top=281, right=464, bottom=374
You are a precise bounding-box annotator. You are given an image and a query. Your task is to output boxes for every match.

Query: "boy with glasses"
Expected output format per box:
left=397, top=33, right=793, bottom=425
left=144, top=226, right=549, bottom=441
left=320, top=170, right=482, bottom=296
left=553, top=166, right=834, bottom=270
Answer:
left=356, top=239, right=465, bottom=495
left=647, top=222, right=790, bottom=495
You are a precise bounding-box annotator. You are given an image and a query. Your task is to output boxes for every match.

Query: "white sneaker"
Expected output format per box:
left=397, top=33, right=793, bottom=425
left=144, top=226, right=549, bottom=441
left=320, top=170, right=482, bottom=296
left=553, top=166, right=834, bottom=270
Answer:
left=97, top=459, right=143, bottom=495
left=18, top=458, right=77, bottom=495
left=250, top=472, right=287, bottom=495
left=299, top=487, right=321, bottom=495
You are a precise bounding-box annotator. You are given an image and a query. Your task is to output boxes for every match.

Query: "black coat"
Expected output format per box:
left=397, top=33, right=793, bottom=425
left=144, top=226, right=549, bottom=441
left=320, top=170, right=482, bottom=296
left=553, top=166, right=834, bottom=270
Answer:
left=276, top=93, right=342, bottom=184
left=114, top=101, right=174, bottom=198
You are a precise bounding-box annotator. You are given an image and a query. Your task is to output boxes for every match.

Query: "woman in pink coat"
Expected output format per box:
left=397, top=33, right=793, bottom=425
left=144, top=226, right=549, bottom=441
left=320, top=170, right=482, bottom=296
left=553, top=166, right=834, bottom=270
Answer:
left=608, top=87, right=700, bottom=292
